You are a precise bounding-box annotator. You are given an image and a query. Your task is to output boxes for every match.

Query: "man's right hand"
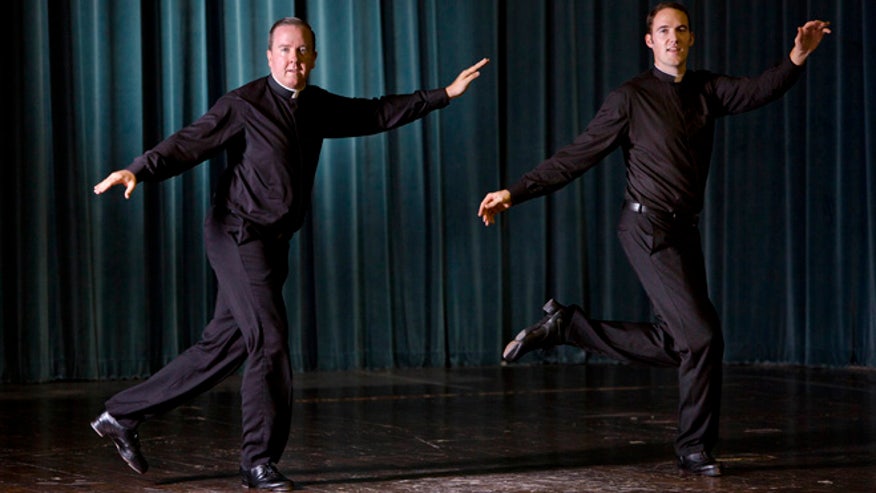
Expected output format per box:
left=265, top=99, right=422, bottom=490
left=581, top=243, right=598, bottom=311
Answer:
left=477, top=189, right=512, bottom=226
left=94, top=170, right=138, bottom=199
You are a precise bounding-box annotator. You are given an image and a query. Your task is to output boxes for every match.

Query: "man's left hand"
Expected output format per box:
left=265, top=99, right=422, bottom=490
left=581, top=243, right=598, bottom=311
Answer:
left=790, top=20, right=831, bottom=65
left=445, top=58, right=490, bottom=99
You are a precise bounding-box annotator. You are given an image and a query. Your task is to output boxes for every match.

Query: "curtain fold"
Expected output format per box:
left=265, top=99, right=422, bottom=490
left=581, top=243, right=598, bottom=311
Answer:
left=4, top=0, right=875, bottom=382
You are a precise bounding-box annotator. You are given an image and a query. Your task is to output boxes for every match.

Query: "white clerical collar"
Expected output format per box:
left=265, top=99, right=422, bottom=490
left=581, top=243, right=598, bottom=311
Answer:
left=653, top=65, right=686, bottom=83
left=270, top=75, right=305, bottom=98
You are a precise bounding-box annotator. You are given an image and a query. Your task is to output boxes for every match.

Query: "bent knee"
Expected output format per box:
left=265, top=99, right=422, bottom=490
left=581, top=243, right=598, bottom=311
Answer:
left=683, top=324, right=724, bottom=356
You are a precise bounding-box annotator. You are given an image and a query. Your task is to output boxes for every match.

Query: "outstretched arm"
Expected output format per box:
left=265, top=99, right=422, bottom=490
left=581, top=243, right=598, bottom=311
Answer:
left=789, top=20, right=831, bottom=65
left=93, top=170, right=138, bottom=199
left=477, top=189, right=511, bottom=226
left=445, top=58, right=490, bottom=99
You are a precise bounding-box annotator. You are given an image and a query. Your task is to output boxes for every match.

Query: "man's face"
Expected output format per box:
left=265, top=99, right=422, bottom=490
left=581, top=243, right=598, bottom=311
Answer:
left=267, top=24, right=317, bottom=91
left=645, top=8, right=694, bottom=75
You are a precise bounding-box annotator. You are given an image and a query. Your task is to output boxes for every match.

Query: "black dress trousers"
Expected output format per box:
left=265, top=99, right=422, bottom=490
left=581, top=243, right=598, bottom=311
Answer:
left=105, top=206, right=294, bottom=468
left=561, top=207, right=724, bottom=456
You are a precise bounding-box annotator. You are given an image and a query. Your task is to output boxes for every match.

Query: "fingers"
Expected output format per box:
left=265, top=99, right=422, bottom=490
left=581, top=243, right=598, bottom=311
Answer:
left=800, top=20, right=832, bottom=36
left=478, top=204, right=495, bottom=226
left=467, top=57, right=490, bottom=74
left=446, top=58, right=491, bottom=99
left=477, top=197, right=493, bottom=226
left=804, top=20, right=831, bottom=30
left=124, top=180, right=136, bottom=199
left=477, top=193, right=497, bottom=216
left=459, top=58, right=490, bottom=79
left=466, top=58, right=490, bottom=82
left=92, top=175, right=117, bottom=195
left=477, top=190, right=510, bottom=227
left=93, top=170, right=137, bottom=198
left=791, top=19, right=831, bottom=63
left=477, top=197, right=491, bottom=218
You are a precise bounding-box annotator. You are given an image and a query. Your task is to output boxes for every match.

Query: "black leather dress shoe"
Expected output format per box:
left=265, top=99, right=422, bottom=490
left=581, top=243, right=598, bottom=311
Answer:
left=90, top=411, right=148, bottom=474
left=502, top=299, right=569, bottom=362
left=241, top=463, right=294, bottom=491
left=677, top=451, right=723, bottom=476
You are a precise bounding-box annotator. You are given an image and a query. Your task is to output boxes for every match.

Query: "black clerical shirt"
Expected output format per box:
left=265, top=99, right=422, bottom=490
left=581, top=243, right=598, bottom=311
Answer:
left=507, top=58, right=804, bottom=216
left=127, top=76, right=449, bottom=234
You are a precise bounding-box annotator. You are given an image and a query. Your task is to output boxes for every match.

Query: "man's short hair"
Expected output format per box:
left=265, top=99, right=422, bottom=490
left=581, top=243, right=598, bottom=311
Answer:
left=646, top=2, right=691, bottom=34
left=268, top=17, right=316, bottom=51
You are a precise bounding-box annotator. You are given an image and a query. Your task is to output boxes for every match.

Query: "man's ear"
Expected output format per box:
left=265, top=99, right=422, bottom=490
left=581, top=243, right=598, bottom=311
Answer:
left=689, top=32, right=695, bottom=47
left=645, top=33, right=654, bottom=48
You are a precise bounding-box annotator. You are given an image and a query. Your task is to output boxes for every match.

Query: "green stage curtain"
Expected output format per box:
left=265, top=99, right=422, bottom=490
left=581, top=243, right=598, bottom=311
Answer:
left=3, top=0, right=874, bottom=382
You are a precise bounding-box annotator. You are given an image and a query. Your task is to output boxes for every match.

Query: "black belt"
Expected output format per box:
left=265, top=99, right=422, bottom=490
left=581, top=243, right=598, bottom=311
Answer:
left=624, top=201, right=698, bottom=222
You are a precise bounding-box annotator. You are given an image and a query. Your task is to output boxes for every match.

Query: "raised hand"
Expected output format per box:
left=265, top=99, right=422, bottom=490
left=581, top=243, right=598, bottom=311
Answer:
left=445, top=58, right=490, bottom=99
left=790, top=20, right=831, bottom=65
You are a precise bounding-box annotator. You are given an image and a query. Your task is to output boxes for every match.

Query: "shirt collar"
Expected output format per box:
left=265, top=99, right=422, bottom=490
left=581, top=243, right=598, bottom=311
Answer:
left=652, top=66, right=685, bottom=83
left=268, top=75, right=305, bottom=99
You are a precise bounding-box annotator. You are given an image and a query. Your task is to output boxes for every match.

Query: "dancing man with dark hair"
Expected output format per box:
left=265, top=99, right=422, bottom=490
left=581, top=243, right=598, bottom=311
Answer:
left=478, top=2, right=829, bottom=476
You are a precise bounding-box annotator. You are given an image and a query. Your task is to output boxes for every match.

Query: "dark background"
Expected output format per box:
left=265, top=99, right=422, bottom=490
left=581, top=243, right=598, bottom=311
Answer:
left=4, top=0, right=874, bottom=382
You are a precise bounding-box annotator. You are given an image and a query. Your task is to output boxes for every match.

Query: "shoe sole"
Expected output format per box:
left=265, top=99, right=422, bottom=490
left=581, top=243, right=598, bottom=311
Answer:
left=242, top=483, right=294, bottom=491
left=677, top=465, right=722, bottom=477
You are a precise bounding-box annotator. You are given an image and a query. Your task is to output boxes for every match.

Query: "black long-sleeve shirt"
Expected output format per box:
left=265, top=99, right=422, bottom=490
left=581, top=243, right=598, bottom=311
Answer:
left=507, top=58, right=804, bottom=216
left=127, top=76, right=449, bottom=234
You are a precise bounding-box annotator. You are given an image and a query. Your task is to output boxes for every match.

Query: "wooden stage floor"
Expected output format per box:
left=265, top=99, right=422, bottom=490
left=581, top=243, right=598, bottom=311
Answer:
left=1, top=363, right=874, bottom=492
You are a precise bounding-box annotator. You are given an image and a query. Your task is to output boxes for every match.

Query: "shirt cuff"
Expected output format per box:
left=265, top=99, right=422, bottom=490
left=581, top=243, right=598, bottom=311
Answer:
left=125, top=155, right=150, bottom=181
left=427, top=88, right=451, bottom=108
left=507, top=181, right=531, bottom=205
